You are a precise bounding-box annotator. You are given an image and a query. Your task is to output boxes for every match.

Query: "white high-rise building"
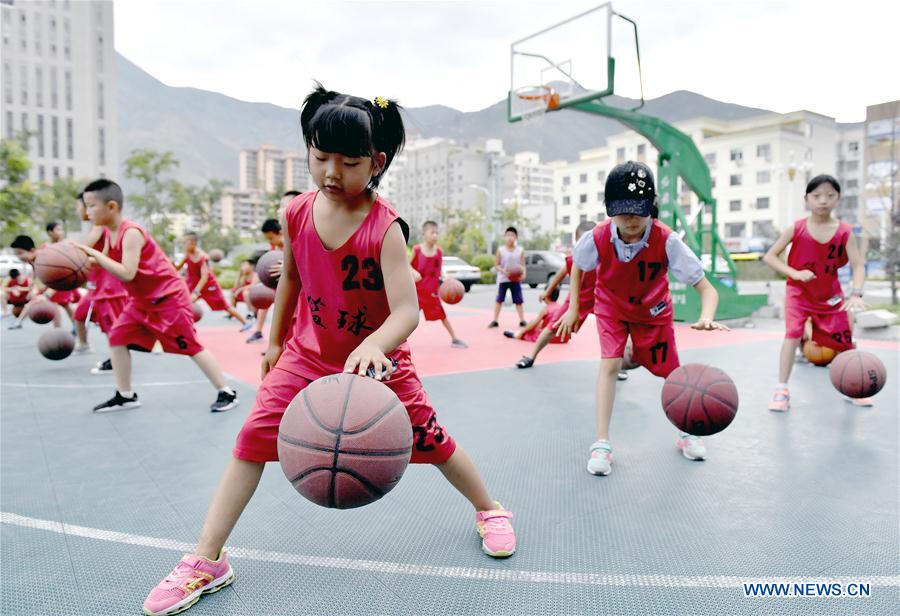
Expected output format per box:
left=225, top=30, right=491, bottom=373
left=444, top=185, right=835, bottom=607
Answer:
left=1, top=0, right=118, bottom=182
left=511, top=151, right=555, bottom=237
left=553, top=111, right=846, bottom=250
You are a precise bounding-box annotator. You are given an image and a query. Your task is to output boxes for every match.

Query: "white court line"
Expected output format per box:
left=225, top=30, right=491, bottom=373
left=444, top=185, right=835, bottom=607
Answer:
left=2, top=512, right=898, bottom=589
left=1, top=380, right=210, bottom=389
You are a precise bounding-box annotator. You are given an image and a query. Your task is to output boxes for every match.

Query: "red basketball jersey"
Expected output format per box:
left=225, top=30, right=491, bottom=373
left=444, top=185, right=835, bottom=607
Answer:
left=786, top=219, right=850, bottom=307
left=5, top=276, right=30, bottom=304
left=108, top=219, right=187, bottom=307
left=279, top=191, right=412, bottom=379
left=185, top=253, right=222, bottom=292
left=592, top=219, right=673, bottom=324
left=411, top=245, right=442, bottom=297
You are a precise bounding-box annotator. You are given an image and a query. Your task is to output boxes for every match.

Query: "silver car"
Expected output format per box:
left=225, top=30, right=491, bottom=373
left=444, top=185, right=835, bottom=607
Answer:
left=0, top=254, right=33, bottom=278
left=441, top=256, right=481, bottom=292
left=524, top=250, right=567, bottom=288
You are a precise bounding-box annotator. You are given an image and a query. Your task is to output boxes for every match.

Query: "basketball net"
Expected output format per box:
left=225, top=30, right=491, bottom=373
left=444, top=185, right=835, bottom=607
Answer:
left=514, top=85, right=558, bottom=128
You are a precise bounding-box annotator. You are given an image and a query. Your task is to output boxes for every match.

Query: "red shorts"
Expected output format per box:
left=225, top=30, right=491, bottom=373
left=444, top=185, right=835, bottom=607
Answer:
left=93, top=296, right=127, bottom=335
left=596, top=315, right=680, bottom=378
left=234, top=362, right=457, bottom=466
left=73, top=290, right=96, bottom=323
left=417, top=293, right=446, bottom=322
left=199, top=284, right=230, bottom=311
left=49, top=289, right=80, bottom=305
left=108, top=295, right=204, bottom=355
left=784, top=294, right=853, bottom=351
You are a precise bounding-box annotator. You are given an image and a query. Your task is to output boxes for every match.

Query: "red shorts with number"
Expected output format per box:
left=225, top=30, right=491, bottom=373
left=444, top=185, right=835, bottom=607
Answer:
left=417, top=292, right=447, bottom=322
left=73, top=290, right=96, bottom=323
left=49, top=289, right=80, bottom=305
left=234, top=361, right=457, bottom=465
left=93, top=296, right=127, bottom=335
left=784, top=292, right=853, bottom=352
left=199, top=284, right=230, bottom=311
left=108, top=294, right=204, bottom=355
left=596, top=315, right=680, bottom=378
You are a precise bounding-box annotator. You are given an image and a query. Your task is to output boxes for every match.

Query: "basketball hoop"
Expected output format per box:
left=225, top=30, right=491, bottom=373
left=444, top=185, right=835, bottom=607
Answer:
left=514, top=85, right=559, bottom=127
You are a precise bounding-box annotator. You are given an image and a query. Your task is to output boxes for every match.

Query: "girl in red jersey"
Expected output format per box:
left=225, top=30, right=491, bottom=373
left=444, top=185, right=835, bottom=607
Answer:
left=410, top=220, right=467, bottom=347
left=175, top=232, right=251, bottom=330
left=142, top=84, right=516, bottom=616
left=557, top=162, right=729, bottom=476
left=762, top=175, right=867, bottom=411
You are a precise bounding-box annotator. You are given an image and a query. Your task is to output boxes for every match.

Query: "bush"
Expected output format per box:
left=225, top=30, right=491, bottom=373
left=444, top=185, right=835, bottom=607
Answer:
left=214, top=266, right=238, bottom=288
left=480, top=271, right=496, bottom=285
left=471, top=254, right=496, bottom=272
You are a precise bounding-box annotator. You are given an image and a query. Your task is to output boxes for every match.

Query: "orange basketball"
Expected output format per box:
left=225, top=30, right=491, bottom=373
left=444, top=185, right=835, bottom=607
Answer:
left=829, top=350, right=887, bottom=399
left=506, top=263, right=524, bottom=282
left=802, top=340, right=836, bottom=366
left=439, top=279, right=465, bottom=304
left=277, top=373, right=412, bottom=509
left=247, top=283, right=275, bottom=310
left=34, top=242, right=90, bottom=291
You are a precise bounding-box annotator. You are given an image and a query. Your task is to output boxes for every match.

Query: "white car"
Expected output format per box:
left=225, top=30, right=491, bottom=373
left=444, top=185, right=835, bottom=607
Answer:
left=441, top=256, right=481, bottom=292
left=0, top=254, right=32, bottom=278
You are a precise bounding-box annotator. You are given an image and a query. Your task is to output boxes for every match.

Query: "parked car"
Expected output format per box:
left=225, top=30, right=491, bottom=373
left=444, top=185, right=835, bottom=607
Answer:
left=0, top=253, right=32, bottom=278
left=441, top=256, right=481, bottom=292
left=523, top=250, right=567, bottom=288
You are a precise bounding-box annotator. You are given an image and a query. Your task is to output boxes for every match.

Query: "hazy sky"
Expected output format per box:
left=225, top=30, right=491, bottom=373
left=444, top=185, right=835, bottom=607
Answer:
left=114, top=0, right=899, bottom=122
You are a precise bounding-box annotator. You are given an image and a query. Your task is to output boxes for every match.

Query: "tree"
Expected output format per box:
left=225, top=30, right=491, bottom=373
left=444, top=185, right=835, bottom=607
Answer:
left=434, top=203, right=486, bottom=261
left=0, top=134, right=37, bottom=245
left=124, top=149, right=190, bottom=254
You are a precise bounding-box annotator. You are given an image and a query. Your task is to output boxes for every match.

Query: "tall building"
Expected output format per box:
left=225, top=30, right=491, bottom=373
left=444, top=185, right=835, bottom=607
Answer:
left=862, top=101, right=899, bottom=254
left=1, top=0, right=117, bottom=182
left=217, top=190, right=270, bottom=235
left=239, top=145, right=312, bottom=194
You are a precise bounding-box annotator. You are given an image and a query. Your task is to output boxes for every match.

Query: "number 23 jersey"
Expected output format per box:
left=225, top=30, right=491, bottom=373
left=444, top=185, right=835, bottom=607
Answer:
left=280, top=191, right=412, bottom=380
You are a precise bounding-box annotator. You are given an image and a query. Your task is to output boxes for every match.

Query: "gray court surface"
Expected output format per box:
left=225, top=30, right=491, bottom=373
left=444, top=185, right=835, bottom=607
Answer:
left=1, top=319, right=898, bottom=615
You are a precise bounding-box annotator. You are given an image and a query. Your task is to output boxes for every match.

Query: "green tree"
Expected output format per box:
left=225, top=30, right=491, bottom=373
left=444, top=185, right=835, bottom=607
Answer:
left=124, top=149, right=194, bottom=254
left=434, top=203, right=486, bottom=261
left=0, top=134, right=37, bottom=245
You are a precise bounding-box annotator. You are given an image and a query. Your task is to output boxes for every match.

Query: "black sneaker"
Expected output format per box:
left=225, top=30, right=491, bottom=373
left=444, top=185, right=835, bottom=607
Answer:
left=246, top=331, right=264, bottom=343
left=93, top=391, right=140, bottom=413
left=519, top=320, right=527, bottom=327
left=488, top=321, right=499, bottom=328
left=503, top=330, right=515, bottom=339
left=516, top=356, right=535, bottom=369
left=211, top=389, right=239, bottom=412
left=90, top=358, right=113, bottom=376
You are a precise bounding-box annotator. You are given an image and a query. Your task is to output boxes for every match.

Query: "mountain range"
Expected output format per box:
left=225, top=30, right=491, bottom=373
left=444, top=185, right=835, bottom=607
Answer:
left=116, top=52, right=773, bottom=188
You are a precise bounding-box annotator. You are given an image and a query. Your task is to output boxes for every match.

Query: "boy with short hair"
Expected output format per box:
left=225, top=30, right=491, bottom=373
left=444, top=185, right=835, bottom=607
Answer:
left=174, top=232, right=251, bottom=330
left=6, top=235, right=63, bottom=330
left=489, top=226, right=526, bottom=328
left=410, top=220, right=467, bottom=348
left=246, top=218, right=285, bottom=343
left=77, top=178, right=239, bottom=413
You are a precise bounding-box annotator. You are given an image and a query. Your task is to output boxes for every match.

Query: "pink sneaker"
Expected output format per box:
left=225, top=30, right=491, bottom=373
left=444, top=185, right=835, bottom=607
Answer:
left=845, top=396, right=874, bottom=407
left=143, top=552, right=234, bottom=616
left=768, top=387, right=790, bottom=412
left=475, top=502, right=516, bottom=558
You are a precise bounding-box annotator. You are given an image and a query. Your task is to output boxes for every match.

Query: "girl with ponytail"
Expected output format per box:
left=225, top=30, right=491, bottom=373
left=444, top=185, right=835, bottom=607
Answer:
left=142, top=84, right=517, bottom=616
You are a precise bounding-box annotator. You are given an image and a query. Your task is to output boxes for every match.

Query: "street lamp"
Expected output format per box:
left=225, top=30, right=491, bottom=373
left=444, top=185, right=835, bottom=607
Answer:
left=468, top=184, right=494, bottom=251
left=774, top=150, right=814, bottom=225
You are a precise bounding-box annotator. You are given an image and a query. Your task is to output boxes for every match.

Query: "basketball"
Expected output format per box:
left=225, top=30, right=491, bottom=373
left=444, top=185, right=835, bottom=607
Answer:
left=208, top=248, right=224, bottom=263
left=439, top=278, right=465, bottom=304
left=506, top=263, right=524, bottom=282
left=191, top=302, right=203, bottom=322
left=256, top=250, right=283, bottom=289
left=37, top=329, right=75, bottom=360
left=29, top=301, right=58, bottom=324
left=34, top=242, right=90, bottom=291
left=661, top=364, right=738, bottom=436
left=802, top=340, right=836, bottom=366
left=829, top=350, right=887, bottom=399
left=277, top=373, right=413, bottom=509
left=247, top=283, right=275, bottom=310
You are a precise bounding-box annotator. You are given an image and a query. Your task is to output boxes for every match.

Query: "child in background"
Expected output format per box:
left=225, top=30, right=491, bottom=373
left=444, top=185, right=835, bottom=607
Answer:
left=1, top=268, right=31, bottom=318
left=504, top=286, right=562, bottom=342
left=410, top=220, right=467, bottom=348
left=230, top=259, right=255, bottom=317
left=489, top=227, right=526, bottom=328
left=246, top=218, right=285, bottom=343
left=762, top=174, right=868, bottom=410
left=175, top=232, right=251, bottom=330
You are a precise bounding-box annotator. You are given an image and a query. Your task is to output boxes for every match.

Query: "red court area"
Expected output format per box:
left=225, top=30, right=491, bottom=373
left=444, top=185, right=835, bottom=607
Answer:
left=199, top=307, right=897, bottom=386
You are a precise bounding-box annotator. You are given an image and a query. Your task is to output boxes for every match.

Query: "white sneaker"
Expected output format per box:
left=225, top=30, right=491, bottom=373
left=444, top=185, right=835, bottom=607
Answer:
left=676, top=433, right=707, bottom=461
left=587, top=440, right=613, bottom=476
left=74, top=344, right=93, bottom=354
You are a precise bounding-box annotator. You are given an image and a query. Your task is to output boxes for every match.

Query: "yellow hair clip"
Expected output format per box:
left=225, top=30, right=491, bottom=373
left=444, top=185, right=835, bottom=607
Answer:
left=374, top=96, right=389, bottom=109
